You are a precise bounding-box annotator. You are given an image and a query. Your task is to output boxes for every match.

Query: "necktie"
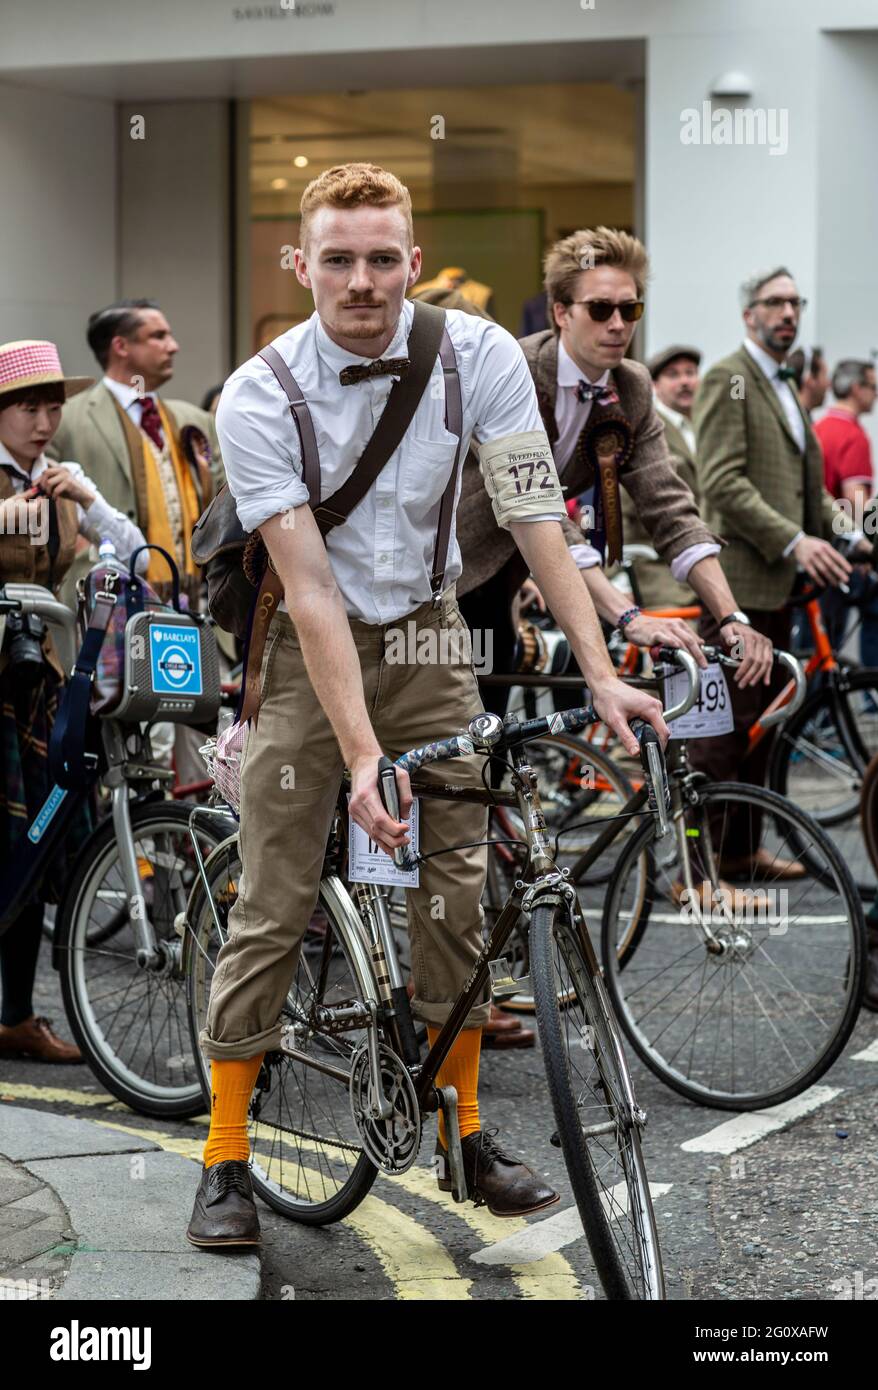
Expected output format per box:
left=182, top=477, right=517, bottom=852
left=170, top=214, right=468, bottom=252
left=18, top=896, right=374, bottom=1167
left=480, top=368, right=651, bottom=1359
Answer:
left=576, top=379, right=620, bottom=407
left=777, top=366, right=798, bottom=383
left=339, top=357, right=410, bottom=387
left=139, top=395, right=165, bottom=449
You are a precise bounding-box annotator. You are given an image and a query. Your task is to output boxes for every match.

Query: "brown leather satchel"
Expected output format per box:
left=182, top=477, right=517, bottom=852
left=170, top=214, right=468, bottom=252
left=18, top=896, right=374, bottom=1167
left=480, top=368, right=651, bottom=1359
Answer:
left=191, top=299, right=461, bottom=640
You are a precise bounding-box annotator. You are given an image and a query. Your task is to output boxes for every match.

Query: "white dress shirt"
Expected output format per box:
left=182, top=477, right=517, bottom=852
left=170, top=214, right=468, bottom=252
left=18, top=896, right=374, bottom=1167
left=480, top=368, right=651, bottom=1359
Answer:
left=0, top=440, right=148, bottom=570
left=743, top=337, right=806, bottom=556
left=216, top=299, right=560, bottom=625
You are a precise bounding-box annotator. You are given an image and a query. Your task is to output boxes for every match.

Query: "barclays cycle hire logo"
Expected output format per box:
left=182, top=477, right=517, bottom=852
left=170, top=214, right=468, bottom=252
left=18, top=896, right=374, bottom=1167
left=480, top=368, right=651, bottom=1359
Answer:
left=149, top=624, right=203, bottom=697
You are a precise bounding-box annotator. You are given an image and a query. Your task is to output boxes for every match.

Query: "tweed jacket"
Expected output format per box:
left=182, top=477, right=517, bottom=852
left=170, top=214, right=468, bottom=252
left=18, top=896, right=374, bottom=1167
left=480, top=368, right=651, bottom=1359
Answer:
left=692, top=345, right=838, bottom=611
left=456, top=330, right=718, bottom=598
left=48, top=381, right=223, bottom=605
left=620, top=409, right=700, bottom=609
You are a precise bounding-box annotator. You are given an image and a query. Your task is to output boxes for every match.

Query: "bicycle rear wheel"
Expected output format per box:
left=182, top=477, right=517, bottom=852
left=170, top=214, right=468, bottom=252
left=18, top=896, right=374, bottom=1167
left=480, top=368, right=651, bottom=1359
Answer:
left=770, top=668, right=878, bottom=889
left=602, top=782, right=866, bottom=1109
left=186, top=842, right=378, bottom=1225
left=530, top=900, right=665, bottom=1301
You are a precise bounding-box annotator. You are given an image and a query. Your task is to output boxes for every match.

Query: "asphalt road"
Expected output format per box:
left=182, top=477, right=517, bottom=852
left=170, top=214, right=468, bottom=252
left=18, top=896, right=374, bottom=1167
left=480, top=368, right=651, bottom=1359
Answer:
left=3, top=927, right=876, bottom=1303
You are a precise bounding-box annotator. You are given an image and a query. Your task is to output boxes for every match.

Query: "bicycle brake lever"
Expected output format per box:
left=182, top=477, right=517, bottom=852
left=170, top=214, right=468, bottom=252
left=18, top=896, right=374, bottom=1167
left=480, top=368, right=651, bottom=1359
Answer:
left=630, top=720, right=671, bottom=837
left=376, top=755, right=415, bottom=870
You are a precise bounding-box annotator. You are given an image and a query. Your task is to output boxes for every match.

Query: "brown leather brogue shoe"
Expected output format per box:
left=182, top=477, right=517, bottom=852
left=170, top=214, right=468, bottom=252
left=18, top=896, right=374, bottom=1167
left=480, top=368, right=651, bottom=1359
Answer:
left=186, top=1159, right=260, bottom=1247
left=482, top=1005, right=535, bottom=1050
left=436, top=1127, right=559, bottom=1217
left=0, top=1015, right=82, bottom=1064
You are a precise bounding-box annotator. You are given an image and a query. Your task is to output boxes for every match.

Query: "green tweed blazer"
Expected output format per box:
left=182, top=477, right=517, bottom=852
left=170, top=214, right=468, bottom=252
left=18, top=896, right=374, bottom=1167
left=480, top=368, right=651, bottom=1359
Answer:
left=693, top=345, right=837, bottom=611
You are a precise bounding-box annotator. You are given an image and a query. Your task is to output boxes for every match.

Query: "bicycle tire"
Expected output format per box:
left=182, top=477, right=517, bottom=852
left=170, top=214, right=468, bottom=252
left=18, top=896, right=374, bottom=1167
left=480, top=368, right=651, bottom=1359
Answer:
left=530, top=900, right=665, bottom=1300
left=185, top=840, right=379, bottom=1226
left=601, top=781, right=866, bottom=1110
left=55, top=799, right=233, bottom=1118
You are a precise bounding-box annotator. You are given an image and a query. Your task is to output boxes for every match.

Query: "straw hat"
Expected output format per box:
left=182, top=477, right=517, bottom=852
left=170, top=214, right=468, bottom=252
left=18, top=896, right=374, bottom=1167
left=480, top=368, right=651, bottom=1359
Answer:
left=0, top=340, right=94, bottom=402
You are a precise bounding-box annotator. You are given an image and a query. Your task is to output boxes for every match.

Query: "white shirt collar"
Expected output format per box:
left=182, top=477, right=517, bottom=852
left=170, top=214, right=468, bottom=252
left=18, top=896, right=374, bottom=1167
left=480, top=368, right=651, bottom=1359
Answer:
left=557, top=338, right=610, bottom=390
left=313, top=299, right=412, bottom=375
left=655, top=397, right=689, bottom=432
left=102, top=375, right=146, bottom=410
left=0, top=438, right=49, bottom=480
left=743, top=336, right=788, bottom=383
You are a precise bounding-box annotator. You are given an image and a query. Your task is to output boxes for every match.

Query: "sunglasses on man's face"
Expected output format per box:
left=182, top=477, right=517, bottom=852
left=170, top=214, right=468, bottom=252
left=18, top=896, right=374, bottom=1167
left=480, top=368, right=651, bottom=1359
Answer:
left=568, top=298, right=645, bottom=323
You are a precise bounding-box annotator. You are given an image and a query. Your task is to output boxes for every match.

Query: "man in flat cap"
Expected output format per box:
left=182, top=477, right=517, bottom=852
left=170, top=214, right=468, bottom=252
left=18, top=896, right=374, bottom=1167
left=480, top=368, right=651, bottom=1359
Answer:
left=620, top=345, right=702, bottom=609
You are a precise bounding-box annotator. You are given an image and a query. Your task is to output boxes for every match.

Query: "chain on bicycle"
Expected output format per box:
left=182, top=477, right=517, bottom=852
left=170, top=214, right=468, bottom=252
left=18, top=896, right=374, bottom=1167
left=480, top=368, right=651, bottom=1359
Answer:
left=348, top=1042, right=422, bottom=1174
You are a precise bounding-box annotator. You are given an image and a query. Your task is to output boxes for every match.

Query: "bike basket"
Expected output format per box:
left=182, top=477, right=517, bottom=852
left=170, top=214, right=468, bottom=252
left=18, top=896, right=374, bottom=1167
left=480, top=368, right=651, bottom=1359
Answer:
left=110, top=609, right=221, bottom=725
left=199, top=717, right=246, bottom=813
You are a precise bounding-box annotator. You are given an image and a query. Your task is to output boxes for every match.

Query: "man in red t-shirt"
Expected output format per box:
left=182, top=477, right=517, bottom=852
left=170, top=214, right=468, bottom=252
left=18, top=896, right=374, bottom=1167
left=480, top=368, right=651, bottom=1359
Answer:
left=816, top=358, right=878, bottom=662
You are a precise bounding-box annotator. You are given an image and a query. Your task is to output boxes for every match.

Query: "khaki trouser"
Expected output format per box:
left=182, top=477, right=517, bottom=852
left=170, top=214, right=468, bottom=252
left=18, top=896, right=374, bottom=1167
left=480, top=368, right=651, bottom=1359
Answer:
left=200, top=585, right=491, bottom=1061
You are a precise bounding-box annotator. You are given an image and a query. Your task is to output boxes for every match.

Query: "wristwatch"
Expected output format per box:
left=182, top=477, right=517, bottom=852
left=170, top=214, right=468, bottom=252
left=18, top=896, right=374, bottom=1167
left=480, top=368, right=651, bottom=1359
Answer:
left=718, top=611, right=752, bottom=629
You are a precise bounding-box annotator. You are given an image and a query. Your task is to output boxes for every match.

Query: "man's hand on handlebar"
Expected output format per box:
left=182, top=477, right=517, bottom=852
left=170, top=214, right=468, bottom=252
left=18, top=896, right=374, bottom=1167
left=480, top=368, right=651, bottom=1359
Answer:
left=718, top=622, right=774, bottom=688
left=589, top=674, right=669, bottom=758
left=623, top=613, right=707, bottom=668
left=794, top=535, right=852, bottom=588
left=348, top=753, right=413, bottom=858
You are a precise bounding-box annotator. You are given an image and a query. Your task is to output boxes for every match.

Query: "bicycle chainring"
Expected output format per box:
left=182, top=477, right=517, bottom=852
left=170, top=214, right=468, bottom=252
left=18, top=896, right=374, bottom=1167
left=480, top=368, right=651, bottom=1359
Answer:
left=349, top=1042, right=421, bottom=1174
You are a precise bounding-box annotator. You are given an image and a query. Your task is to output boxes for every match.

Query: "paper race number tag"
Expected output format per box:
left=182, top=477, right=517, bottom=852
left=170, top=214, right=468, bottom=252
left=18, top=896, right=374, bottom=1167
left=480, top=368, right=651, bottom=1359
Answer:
left=348, top=796, right=420, bottom=887
left=664, top=662, right=733, bottom=739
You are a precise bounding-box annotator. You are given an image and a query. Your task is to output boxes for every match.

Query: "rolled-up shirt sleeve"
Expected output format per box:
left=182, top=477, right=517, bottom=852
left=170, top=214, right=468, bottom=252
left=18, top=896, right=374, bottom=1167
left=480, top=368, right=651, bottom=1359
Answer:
left=215, top=367, right=311, bottom=533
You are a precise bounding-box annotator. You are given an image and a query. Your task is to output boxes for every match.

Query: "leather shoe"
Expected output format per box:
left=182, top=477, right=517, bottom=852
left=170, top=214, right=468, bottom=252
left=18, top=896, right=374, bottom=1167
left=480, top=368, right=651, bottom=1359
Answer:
left=721, top=847, right=806, bottom=880
left=436, top=1127, right=559, bottom=1217
left=0, top=1015, right=82, bottom=1064
left=482, top=1005, right=535, bottom=1050
left=186, top=1159, right=260, bottom=1247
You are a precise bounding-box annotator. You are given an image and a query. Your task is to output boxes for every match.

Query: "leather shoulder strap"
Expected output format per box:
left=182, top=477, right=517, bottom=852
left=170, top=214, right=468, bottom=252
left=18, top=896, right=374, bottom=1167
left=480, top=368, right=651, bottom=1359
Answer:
left=313, top=299, right=446, bottom=534
left=429, top=327, right=464, bottom=597
left=258, top=344, right=321, bottom=505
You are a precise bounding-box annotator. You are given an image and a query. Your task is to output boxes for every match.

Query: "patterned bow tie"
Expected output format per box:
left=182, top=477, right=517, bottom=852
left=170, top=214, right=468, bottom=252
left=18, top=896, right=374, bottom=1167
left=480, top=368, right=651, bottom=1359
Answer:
left=776, top=365, right=798, bottom=383
left=339, top=357, right=410, bottom=386
left=576, top=379, right=619, bottom=407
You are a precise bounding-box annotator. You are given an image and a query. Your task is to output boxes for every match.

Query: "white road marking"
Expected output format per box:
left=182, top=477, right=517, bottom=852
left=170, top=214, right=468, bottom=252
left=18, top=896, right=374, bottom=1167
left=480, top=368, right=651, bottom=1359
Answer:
left=471, top=1183, right=672, bottom=1266
left=851, top=1037, right=878, bottom=1062
left=680, top=1085, right=841, bottom=1155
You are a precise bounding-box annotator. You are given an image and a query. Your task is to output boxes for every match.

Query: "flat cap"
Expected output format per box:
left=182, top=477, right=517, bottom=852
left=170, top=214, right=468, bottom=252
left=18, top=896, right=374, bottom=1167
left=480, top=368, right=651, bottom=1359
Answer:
left=646, top=344, right=702, bottom=379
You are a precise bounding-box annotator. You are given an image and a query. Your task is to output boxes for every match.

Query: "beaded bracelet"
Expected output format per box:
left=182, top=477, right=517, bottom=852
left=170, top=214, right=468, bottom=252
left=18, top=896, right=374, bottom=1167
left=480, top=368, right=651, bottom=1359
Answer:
left=616, top=606, right=642, bottom=633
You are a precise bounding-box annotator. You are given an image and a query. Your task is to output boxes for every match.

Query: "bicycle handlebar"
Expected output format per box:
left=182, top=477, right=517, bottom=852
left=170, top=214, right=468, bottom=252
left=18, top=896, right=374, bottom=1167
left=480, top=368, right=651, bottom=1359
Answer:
left=699, top=645, right=807, bottom=727
left=0, top=583, right=78, bottom=674
left=379, top=702, right=673, bottom=869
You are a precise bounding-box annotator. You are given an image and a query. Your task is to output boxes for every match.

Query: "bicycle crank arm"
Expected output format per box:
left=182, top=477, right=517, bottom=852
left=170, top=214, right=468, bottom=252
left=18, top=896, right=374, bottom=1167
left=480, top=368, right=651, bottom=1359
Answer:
left=437, top=1085, right=467, bottom=1202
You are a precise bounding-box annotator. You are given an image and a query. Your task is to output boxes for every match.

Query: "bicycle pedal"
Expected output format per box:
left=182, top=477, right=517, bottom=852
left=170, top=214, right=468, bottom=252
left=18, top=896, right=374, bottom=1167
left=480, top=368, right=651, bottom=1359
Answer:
left=489, top=957, right=530, bottom=999
left=436, top=1085, right=467, bottom=1202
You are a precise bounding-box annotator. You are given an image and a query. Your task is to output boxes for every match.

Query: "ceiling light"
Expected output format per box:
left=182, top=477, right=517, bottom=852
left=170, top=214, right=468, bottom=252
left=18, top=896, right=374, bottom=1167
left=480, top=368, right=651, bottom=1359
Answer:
left=293, top=155, right=309, bottom=168
left=271, top=178, right=289, bottom=190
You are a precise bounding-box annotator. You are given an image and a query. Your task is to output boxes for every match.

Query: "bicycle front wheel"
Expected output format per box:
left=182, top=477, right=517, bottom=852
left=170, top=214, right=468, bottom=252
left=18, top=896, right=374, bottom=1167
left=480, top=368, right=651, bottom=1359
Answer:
left=530, top=901, right=665, bottom=1301
left=602, top=782, right=866, bottom=1109
left=55, top=799, right=233, bottom=1118
left=185, top=842, right=378, bottom=1226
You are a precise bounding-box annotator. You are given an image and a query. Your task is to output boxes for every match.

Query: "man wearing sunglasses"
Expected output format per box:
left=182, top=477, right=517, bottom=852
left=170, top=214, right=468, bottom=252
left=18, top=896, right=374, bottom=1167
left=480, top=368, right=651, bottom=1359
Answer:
left=456, top=227, right=773, bottom=693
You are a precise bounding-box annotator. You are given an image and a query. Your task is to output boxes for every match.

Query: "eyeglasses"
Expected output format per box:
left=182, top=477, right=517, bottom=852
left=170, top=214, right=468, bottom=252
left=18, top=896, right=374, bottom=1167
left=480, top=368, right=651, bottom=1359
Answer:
left=567, top=299, right=645, bottom=323
left=749, top=296, right=808, bottom=312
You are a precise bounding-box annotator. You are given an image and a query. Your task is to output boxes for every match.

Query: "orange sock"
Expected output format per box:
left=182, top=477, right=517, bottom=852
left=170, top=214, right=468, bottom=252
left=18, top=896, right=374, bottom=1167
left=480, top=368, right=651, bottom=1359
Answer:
left=202, top=1054, right=265, bottom=1168
left=427, top=1025, right=481, bottom=1148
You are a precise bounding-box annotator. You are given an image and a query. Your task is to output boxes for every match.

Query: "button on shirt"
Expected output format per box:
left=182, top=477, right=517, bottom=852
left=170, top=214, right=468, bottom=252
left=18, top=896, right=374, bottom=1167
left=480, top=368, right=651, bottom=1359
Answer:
left=216, top=299, right=559, bottom=624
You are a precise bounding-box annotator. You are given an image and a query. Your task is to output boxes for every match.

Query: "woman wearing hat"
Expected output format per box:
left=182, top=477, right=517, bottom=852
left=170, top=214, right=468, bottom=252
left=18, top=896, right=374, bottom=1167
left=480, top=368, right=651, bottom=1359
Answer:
left=0, top=340, right=147, bottom=1064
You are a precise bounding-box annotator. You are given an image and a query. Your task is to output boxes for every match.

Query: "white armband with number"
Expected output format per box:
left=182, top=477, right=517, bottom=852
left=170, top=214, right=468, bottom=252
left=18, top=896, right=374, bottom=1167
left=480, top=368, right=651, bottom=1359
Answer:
left=476, top=431, right=567, bottom=531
